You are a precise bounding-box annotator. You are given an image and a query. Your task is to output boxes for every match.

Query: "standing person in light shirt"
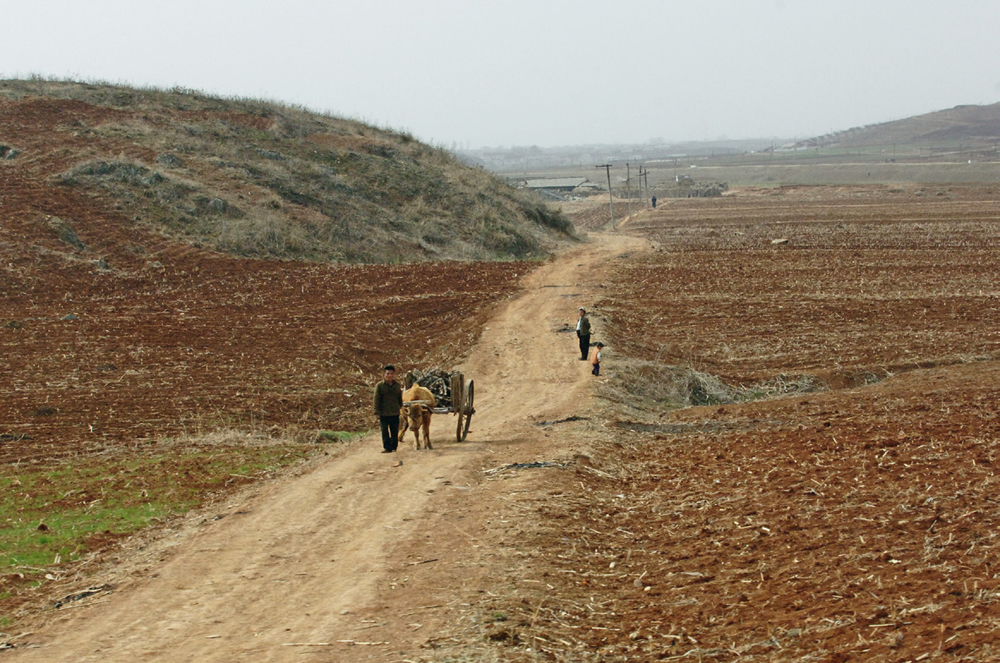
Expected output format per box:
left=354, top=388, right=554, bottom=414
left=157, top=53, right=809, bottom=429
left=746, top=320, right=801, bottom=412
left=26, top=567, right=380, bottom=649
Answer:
left=576, top=307, right=591, bottom=361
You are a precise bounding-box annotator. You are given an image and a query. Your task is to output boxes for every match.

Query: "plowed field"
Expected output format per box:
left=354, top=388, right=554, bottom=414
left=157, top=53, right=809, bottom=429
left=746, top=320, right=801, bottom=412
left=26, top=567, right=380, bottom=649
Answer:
left=1, top=246, right=525, bottom=463
left=479, top=185, right=1000, bottom=662
left=2, top=237, right=525, bottom=460
left=612, top=185, right=1000, bottom=382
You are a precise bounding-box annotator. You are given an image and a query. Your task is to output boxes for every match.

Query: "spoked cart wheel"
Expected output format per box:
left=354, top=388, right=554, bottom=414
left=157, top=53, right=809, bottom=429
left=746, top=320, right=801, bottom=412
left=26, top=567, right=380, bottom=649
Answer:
left=447, top=372, right=477, bottom=442
left=451, top=373, right=465, bottom=443
left=459, top=379, right=474, bottom=441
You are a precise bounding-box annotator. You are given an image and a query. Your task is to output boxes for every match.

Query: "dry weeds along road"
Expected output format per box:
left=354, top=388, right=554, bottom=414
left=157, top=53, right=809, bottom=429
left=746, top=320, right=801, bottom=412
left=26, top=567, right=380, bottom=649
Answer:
left=5, top=233, right=644, bottom=661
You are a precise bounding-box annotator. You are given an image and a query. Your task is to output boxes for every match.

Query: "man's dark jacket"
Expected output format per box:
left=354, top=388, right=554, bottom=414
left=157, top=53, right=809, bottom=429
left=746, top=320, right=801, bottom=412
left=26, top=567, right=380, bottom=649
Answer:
left=374, top=381, right=403, bottom=416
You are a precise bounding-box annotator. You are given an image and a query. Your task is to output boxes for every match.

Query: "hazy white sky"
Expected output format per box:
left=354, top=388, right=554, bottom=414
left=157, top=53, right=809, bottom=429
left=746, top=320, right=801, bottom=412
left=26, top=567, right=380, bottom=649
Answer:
left=4, top=0, right=999, bottom=148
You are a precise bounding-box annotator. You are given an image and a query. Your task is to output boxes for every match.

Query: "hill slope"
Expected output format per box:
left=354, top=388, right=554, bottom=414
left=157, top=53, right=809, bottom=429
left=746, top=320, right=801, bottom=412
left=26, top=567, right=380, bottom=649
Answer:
left=796, top=102, right=1000, bottom=150
left=0, top=79, right=572, bottom=263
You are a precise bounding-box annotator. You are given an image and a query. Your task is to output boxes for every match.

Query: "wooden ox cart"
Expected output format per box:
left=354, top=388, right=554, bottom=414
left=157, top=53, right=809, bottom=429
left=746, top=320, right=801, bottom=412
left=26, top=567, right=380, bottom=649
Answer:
left=403, top=370, right=476, bottom=442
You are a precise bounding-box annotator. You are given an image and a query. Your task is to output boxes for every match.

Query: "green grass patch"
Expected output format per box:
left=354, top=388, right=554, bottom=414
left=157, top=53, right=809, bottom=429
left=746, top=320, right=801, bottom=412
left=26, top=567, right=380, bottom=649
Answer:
left=315, top=430, right=366, bottom=443
left=0, top=444, right=318, bottom=589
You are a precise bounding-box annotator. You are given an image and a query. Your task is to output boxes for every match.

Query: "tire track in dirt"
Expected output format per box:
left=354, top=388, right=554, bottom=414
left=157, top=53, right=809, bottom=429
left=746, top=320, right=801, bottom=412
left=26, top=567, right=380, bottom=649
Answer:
left=7, top=231, right=647, bottom=662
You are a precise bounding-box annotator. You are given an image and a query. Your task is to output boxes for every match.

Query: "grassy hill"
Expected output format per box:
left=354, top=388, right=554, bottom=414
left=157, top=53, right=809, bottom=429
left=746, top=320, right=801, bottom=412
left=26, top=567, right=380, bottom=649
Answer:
left=795, top=102, right=1000, bottom=151
left=0, top=79, right=573, bottom=263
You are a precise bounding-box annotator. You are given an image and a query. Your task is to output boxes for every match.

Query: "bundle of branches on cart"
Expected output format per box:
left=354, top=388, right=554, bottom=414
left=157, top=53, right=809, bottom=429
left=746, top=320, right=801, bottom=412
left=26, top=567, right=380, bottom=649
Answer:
left=404, top=368, right=462, bottom=408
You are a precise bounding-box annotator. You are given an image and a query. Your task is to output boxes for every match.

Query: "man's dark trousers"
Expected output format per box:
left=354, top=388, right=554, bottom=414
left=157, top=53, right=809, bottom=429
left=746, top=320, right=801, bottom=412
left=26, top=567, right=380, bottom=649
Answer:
left=380, top=415, right=400, bottom=452
left=578, top=333, right=590, bottom=360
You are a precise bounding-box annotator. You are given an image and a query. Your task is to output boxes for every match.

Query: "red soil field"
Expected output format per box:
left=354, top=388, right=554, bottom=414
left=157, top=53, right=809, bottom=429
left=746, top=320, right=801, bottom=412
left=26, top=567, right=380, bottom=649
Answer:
left=612, top=185, right=1000, bottom=382
left=483, top=186, right=1000, bottom=662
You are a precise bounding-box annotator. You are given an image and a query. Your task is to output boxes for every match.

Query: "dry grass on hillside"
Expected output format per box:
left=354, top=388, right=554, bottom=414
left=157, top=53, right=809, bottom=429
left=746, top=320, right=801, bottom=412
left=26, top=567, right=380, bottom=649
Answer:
left=0, top=79, right=574, bottom=263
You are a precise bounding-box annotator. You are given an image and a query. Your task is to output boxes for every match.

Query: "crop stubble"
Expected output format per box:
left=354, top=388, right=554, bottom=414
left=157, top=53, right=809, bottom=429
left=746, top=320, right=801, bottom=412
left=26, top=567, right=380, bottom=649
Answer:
left=483, top=186, right=1000, bottom=662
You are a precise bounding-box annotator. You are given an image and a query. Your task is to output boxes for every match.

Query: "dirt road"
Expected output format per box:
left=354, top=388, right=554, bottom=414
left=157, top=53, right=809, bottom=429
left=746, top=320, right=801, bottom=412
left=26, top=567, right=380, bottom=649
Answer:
left=8, top=232, right=645, bottom=662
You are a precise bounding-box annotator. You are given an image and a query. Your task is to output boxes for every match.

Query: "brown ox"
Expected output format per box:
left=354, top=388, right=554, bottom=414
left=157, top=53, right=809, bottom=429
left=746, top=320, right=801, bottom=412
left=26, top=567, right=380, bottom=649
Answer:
left=401, top=385, right=436, bottom=450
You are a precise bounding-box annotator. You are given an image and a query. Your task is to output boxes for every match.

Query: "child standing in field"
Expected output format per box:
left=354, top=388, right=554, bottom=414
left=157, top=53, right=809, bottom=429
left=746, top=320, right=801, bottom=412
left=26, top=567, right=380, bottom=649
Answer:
left=589, top=342, right=604, bottom=376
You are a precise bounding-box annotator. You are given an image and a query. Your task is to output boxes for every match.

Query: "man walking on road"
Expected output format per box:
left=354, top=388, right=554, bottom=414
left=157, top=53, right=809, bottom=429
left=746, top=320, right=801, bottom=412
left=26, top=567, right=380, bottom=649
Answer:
left=576, top=307, right=591, bottom=361
left=373, top=365, right=403, bottom=453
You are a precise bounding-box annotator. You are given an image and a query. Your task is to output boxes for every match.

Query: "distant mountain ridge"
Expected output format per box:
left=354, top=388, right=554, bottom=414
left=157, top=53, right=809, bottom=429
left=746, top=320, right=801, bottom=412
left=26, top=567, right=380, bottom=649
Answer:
left=0, top=79, right=572, bottom=263
left=796, top=102, right=1000, bottom=149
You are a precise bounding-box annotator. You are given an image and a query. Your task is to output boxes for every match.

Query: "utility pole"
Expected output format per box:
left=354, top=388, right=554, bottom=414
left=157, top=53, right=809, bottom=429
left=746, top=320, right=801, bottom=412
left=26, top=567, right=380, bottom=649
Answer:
left=596, top=164, right=613, bottom=228
left=626, top=162, right=632, bottom=221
